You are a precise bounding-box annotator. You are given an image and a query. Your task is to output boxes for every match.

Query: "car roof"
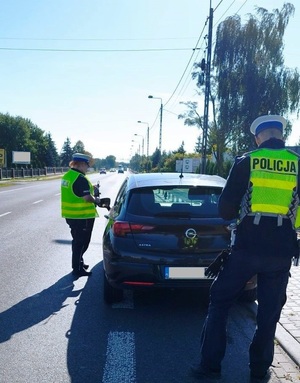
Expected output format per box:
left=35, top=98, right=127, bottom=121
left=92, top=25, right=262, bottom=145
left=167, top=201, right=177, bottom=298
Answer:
left=126, top=172, right=226, bottom=190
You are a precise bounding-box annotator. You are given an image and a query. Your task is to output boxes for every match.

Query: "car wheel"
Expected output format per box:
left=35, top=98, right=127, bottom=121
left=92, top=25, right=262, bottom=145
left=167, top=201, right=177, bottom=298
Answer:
left=238, top=287, right=257, bottom=303
left=103, top=270, right=123, bottom=304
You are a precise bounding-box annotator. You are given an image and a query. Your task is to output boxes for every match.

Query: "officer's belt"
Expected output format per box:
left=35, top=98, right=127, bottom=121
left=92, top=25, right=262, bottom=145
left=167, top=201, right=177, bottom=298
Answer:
left=247, top=212, right=289, bottom=226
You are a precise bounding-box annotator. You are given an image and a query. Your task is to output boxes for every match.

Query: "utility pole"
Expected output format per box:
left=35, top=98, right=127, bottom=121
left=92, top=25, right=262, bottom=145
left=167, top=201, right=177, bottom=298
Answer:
left=159, top=102, right=163, bottom=152
left=201, top=4, right=213, bottom=174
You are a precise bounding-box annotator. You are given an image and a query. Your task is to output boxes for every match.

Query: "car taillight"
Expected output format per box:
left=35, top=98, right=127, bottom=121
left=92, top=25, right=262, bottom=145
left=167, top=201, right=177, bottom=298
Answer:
left=112, top=221, right=155, bottom=237
left=112, top=222, right=131, bottom=237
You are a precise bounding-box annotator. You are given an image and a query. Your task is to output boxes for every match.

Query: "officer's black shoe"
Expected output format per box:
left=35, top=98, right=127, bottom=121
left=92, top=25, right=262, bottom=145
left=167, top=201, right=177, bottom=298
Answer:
left=72, top=269, right=92, bottom=277
left=190, top=364, right=221, bottom=380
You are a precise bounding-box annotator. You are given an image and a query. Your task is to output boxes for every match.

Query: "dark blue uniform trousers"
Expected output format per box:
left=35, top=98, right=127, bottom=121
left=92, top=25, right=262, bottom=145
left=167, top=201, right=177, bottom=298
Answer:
left=66, top=218, right=95, bottom=272
left=199, top=248, right=291, bottom=375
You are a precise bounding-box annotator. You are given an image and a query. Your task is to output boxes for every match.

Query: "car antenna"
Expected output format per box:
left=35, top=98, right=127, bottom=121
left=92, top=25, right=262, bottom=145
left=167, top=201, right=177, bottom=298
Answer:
left=179, top=161, right=184, bottom=178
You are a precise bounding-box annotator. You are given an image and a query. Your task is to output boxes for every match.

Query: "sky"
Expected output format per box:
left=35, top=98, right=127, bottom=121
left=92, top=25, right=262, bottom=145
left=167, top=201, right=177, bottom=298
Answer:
left=1, top=0, right=300, bottom=162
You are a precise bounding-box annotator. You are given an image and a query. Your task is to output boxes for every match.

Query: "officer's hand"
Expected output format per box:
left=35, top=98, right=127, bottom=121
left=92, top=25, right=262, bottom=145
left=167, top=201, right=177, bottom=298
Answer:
left=205, top=250, right=229, bottom=278
left=94, top=197, right=101, bottom=206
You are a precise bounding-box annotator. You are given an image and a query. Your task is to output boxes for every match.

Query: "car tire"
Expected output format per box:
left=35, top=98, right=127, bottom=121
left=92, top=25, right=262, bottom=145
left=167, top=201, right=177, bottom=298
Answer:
left=103, top=270, right=123, bottom=304
left=238, top=287, right=257, bottom=303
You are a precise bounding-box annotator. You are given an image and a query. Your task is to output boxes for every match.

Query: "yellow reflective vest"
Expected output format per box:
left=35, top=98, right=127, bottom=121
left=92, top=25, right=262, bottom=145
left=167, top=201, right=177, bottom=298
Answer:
left=61, top=169, right=98, bottom=219
left=243, top=148, right=300, bottom=228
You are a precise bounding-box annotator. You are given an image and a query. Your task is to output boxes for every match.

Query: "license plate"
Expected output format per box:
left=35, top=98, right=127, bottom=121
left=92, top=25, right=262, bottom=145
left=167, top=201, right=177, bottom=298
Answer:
left=164, top=267, right=207, bottom=279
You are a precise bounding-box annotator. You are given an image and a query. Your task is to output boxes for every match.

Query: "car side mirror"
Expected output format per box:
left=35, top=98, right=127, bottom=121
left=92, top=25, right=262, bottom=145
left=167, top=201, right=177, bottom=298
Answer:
left=99, top=197, right=111, bottom=210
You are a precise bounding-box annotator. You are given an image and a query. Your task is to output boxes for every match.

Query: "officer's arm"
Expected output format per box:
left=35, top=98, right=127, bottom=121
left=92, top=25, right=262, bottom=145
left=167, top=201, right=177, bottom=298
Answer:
left=74, top=175, right=99, bottom=204
left=218, top=156, right=249, bottom=220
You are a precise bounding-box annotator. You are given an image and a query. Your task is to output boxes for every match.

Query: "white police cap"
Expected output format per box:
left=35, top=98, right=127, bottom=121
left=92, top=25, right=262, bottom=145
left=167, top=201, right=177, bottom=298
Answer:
left=72, top=153, right=91, bottom=163
left=250, top=115, right=286, bottom=136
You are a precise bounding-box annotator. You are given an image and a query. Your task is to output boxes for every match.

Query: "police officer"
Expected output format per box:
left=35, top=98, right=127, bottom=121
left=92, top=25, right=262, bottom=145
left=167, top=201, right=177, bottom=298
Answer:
left=61, top=153, right=101, bottom=277
left=190, top=115, right=300, bottom=380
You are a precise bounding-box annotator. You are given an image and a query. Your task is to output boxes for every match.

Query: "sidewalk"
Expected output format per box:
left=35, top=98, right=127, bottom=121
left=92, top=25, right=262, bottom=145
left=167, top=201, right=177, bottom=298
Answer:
left=246, top=265, right=300, bottom=381
left=275, top=264, right=300, bottom=368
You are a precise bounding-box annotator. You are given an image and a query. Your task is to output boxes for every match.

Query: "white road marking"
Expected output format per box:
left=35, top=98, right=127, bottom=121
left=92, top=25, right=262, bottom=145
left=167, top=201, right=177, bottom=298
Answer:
left=102, top=331, right=136, bottom=383
left=0, top=185, right=37, bottom=193
left=0, top=212, right=11, bottom=218
left=32, top=200, right=43, bottom=204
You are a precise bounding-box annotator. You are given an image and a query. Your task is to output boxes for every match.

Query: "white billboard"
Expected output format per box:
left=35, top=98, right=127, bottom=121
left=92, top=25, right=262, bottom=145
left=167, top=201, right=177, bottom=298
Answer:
left=176, top=158, right=201, bottom=173
left=12, top=151, right=31, bottom=164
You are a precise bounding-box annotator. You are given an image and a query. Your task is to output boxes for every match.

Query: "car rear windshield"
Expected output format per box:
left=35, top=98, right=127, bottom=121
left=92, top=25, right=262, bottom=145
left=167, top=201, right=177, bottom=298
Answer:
left=127, top=186, right=222, bottom=218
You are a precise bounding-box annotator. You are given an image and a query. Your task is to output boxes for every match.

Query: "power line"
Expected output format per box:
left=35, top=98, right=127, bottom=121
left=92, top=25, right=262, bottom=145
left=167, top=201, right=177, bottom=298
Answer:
left=0, top=36, right=198, bottom=42
left=214, top=0, right=249, bottom=26
left=160, top=0, right=250, bottom=115
left=164, top=17, right=209, bottom=108
left=0, top=46, right=197, bottom=52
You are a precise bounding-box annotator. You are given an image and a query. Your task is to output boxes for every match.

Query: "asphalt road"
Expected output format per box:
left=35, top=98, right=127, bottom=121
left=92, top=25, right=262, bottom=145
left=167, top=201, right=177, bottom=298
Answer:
left=0, top=172, right=284, bottom=383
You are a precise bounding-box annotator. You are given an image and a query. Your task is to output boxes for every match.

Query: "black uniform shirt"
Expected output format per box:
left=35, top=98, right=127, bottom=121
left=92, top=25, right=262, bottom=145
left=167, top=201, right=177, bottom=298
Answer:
left=71, top=169, right=91, bottom=198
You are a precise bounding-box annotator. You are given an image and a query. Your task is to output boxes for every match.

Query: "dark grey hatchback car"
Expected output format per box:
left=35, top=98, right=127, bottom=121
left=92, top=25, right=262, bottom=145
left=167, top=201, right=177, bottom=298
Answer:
left=102, top=172, right=257, bottom=303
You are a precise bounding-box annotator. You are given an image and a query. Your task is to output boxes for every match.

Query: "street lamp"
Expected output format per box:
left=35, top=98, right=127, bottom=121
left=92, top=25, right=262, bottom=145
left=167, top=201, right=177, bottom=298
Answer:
left=134, top=134, right=144, bottom=156
left=131, top=139, right=140, bottom=155
left=148, top=95, right=163, bottom=152
left=137, top=120, right=149, bottom=157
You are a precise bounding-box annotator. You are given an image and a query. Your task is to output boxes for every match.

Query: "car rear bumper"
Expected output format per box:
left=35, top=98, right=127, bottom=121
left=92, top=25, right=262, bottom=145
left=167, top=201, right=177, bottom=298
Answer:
left=103, top=258, right=214, bottom=290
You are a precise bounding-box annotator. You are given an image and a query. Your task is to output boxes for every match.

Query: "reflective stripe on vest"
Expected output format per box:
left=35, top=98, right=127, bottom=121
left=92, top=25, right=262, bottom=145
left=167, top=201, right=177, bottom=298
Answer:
left=249, top=149, right=298, bottom=216
left=61, top=169, right=98, bottom=219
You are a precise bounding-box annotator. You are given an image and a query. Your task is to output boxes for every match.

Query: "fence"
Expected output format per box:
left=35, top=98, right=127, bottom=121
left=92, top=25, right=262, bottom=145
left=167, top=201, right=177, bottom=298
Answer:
left=0, top=167, right=69, bottom=180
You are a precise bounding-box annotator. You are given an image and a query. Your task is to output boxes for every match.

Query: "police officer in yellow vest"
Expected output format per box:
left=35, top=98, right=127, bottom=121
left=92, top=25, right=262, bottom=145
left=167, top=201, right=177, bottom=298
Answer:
left=191, top=115, right=300, bottom=381
left=61, top=153, right=101, bottom=277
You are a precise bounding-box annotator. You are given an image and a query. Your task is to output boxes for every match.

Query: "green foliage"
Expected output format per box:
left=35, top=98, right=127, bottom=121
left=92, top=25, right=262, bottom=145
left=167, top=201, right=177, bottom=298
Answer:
left=160, top=152, right=184, bottom=172
left=173, top=141, right=185, bottom=155
left=73, top=140, right=85, bottom=154
left=0, top=113, right=59, bottom=167
left=213, top=3, right=300, bottom=155
left=178, top=101, right=203, bottom=130
left=60, top=138, right=73, bottom=167
left=179, top=2, right=300, bottom=176
left=151, top=148, right=161, bottom=169
left=94, top=155, right=117, bottom=170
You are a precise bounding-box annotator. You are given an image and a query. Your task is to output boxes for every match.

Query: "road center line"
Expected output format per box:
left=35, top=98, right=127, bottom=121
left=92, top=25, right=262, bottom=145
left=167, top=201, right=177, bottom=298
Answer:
left=0, top=212, right=11, bottom=217
left=32, top=200, right=43, bottom=204
left=102, top=331, right=136, bottom=383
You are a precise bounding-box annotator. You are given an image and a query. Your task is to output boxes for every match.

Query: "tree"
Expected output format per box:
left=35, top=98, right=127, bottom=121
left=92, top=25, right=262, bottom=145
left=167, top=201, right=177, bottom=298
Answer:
left=178, top=101, right=203, bottom=153
left=73, top=140, right=85, bottom=154
left=194, top=135, right=202, bottom=154
left=105, top=155, right=116, bottom=169
left=213, top=3, right=300, bottom=155
left=0, top=113, right=59, bottom=168
left=173, top=141, right=186, bottom=155
left=151, top=148, right=161, bottom=170
left=0, top=113, right=31, bottom=167
left=44, top=133, right=60, bottom=167
left=60, top=138, right=73, bottom=166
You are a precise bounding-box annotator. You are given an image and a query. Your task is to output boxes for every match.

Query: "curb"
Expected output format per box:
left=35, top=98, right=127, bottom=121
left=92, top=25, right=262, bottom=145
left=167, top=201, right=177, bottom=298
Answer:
left=275, top=322, right=300, bottom=367
left=246, top=302, right=300, bottom=368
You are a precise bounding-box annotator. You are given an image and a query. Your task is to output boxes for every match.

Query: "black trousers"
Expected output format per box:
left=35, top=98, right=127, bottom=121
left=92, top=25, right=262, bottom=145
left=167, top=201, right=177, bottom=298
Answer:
left=198, top=248, right=291, bottom=375
left=66, top=218, right=95, bottom=271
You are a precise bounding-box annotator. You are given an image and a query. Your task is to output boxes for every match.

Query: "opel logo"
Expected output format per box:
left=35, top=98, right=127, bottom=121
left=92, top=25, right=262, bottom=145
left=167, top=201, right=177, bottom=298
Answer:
left=185, top=228, right=197, bottom=239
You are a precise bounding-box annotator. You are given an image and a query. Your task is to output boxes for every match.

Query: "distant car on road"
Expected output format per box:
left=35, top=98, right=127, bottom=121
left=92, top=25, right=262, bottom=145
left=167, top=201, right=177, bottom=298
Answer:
left=118, top=166, right=124, bottom=173
left=99, top=168, right=106, bottom=174
left=109, top=168, right=116, bottom=172
left=102, top=172, right=257, bottom=304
